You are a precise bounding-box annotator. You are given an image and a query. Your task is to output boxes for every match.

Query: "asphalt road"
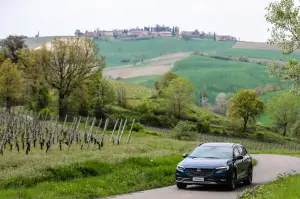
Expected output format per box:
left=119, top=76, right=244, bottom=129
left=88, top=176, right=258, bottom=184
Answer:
left=108, top=154, right=300, bottom=199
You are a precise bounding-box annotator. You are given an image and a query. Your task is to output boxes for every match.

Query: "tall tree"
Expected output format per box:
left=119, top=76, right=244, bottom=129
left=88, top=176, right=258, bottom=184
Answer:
left=155, top=71, right=179, bottom=94
left=165, top=77, right=195, bottom=119
left=88, top=72, right=116, bottom=118
left=0, top=59, right=23, bottom=111
left=36, top=37, right=105, bottom=118
left=0, top=35, right=27, bottom=63
left=265, top=0, right=300, bottom=95
left=228, top=89, right=264, bottom=132
left=266, top=92, right=300, bottom=136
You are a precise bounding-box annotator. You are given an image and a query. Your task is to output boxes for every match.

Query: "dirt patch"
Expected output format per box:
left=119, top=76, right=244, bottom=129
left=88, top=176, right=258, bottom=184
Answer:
left=103, top=52, right=191, bottom=79
left=233, top=41, right=300, bottom=52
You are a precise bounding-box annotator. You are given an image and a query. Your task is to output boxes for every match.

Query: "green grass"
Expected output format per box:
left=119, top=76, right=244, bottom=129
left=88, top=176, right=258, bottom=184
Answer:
left=124, top=55, right=284, bottom=104
left=172, top=55, right=282, bottom=103
left=0, top=128, right=299, bottom=199
left=121, top=75, right=162, bottom=88
left=95, top=37, right=300, bottom=67
left=108, top=79, right=155, bottom=99
left=239, top=173, right=300, bottom=199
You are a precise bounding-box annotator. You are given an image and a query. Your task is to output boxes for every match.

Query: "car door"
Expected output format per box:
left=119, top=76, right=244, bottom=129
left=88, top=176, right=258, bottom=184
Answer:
left=237, top=145, right=249, bottom=178
left=240, top=145, right=252, bottom=177
left=233, top=146, right=243, bottom=180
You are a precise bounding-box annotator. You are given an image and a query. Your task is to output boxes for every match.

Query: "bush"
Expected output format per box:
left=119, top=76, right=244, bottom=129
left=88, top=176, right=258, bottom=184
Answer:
left=171, top=121, right=198, bottom=140
left=131, top=122, right=144, bottom=132
left=291, top=121, right=300, bottom=138
left=209, top=55, right=231, bottom=61
left=255, top=132, right=265, bottom=140
left=39, top=107, right=54, bottom=119
left=140, top=112, right=178, bottom=128
left=196, top=119, right=211, bottom=133
left=238, top=56, right=249, bottom=62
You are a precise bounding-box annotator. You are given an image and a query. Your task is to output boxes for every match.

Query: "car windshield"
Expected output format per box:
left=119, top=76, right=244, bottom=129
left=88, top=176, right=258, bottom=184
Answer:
left=188, top=146, right=233, bottom=159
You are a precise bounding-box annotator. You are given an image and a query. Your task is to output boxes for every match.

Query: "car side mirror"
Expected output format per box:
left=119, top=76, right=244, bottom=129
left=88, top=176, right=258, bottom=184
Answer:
left=235, top=155, right=243, bottom=160
left=182, top=153, right=188, bottom=158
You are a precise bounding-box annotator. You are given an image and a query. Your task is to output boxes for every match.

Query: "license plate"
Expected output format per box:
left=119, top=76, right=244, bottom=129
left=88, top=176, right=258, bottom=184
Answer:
left=193, top=177, right=204, bottom=182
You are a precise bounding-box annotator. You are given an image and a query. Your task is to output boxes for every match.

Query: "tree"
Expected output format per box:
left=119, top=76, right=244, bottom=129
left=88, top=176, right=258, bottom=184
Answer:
left=265, top=0, right=300, bottom=95
left=35, top=37, right=105, bottom=118
left=0, top=35, right=27, bottom=63
left=266, top=92, right=300, bottom=136
left=228, top=89, right=264, bottom=132
left=165, top=77, right=195, bottom=119
left=215, top=92, right=228, bottom=115
left=155, top=72, right=179, bottom=92
left=0, top=59, right=23, bottom=111
left=16, top=49, right=48, bottom=111
left=88, top=72, right=116, bottom=118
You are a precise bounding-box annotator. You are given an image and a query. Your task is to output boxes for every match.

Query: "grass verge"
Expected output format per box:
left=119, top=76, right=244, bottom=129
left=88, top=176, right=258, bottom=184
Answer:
left=239, top=172, right=300, bottom=199
left=0, top=155, right=258, bottom=199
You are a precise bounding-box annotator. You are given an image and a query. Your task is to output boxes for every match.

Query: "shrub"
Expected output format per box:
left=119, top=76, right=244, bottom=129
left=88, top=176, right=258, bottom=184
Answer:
left=196, top=119, right=211, bottom=133
left=291, top=121, right=300, bottom=138
left=255, top=132, right=265, bottom=140
left=131, top=122, right=144, bottom=132
left=171, top=121, right=198, bottom=140
left=238, top=56, right=249, bottom=62
left=39, top=107, right=54, bottom=119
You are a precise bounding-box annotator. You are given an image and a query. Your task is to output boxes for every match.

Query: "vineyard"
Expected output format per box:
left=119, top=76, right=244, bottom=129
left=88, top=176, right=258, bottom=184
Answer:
left=0, top=108, right=135, bottom=155
left=109, top=79, right=155, bottom=99
left=145, top=126, right=300, bottom=153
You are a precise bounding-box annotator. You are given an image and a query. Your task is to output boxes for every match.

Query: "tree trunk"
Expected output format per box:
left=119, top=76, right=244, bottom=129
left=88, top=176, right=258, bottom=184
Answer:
left=242, top=118, right=248, bottom=132
left=283, top=125, right=287, bottom=137
left=58, top=94, right=67, bottom=119
left=5, top=96, right=12, bottom=113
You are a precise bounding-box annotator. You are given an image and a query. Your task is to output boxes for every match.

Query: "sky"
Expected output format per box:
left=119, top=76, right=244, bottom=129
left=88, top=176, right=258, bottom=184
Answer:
left=1, top=0, right=276, bottom=42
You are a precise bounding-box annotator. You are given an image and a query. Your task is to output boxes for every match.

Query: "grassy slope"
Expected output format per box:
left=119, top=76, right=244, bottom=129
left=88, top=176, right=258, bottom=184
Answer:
left=108, top=79, right=155, bottom=99
left=172, top=55, right=281, bottom=103
left=96, top=37, right=300, bottom=67
left=239, top=174, right=300, bottom=199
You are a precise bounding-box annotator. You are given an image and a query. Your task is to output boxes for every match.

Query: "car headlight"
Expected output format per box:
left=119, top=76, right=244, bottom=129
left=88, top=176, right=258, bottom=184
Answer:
left=176, top=165, right=185, bottom=171
left=215, top=166, right=229, bottom=171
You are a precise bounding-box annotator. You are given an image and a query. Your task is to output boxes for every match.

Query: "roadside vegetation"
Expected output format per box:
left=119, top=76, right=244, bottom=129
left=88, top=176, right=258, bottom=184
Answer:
left=239, top=173, right=300, bottom=199
left=0, top=0, right=299, bottom=198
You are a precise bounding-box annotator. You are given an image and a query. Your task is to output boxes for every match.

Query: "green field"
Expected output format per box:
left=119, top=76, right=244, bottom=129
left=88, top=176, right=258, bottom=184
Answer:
left=109, top=79, right=155, bottom=99
left=94, top=37, right=300, bottom=67
left=125, top=55, right=282, bottom=104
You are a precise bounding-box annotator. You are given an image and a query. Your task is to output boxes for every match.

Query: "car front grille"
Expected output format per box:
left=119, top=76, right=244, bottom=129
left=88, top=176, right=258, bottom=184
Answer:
left=185, top=168, right=214, bottom=177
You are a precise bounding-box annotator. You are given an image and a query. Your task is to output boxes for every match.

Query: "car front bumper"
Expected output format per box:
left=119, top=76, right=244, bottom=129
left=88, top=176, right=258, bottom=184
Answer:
left=176, top=170, right=231, bottom=185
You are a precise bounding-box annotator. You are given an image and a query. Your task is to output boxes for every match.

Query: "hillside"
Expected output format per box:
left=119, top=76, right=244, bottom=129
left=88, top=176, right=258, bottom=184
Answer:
left=27, top=37, right=300, bottom=68
left=125, top=55, right=283, bottom=104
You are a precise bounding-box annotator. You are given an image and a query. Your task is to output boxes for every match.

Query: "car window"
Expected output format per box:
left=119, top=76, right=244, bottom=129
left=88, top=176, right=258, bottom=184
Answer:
left=233, top=147, right=240, bottom=157
left=188, top=146, right=233, bottom=159
left=239, top=146, right=247, bottom=156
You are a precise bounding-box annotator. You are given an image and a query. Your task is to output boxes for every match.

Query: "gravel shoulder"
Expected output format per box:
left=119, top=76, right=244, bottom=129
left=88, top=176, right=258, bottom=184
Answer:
left=107, top=154, right=300, bottom=199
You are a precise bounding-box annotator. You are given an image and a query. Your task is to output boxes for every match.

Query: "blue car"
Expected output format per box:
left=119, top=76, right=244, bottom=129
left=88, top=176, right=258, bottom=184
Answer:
left=176, top=142, right=253, bottom=190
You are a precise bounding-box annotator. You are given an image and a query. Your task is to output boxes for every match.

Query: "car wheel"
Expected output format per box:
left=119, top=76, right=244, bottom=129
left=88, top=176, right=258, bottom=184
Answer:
left=227, top=171, right=236, bottom=191
left=176, top=183, right=187, bottom=189
left=243, top=166, right=253, bottom=185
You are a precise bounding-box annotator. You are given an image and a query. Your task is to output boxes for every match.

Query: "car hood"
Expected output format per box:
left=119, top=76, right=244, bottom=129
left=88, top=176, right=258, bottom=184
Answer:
left=179, top=157, right=231, bottom=168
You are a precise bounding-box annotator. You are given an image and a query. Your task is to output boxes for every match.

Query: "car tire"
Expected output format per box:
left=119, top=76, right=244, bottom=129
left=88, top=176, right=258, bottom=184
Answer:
left=227, top=171, right=236, bottom=191
left=243, top=166, right=253, bottom=185
left=176, top=183, right=187, bottom=189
